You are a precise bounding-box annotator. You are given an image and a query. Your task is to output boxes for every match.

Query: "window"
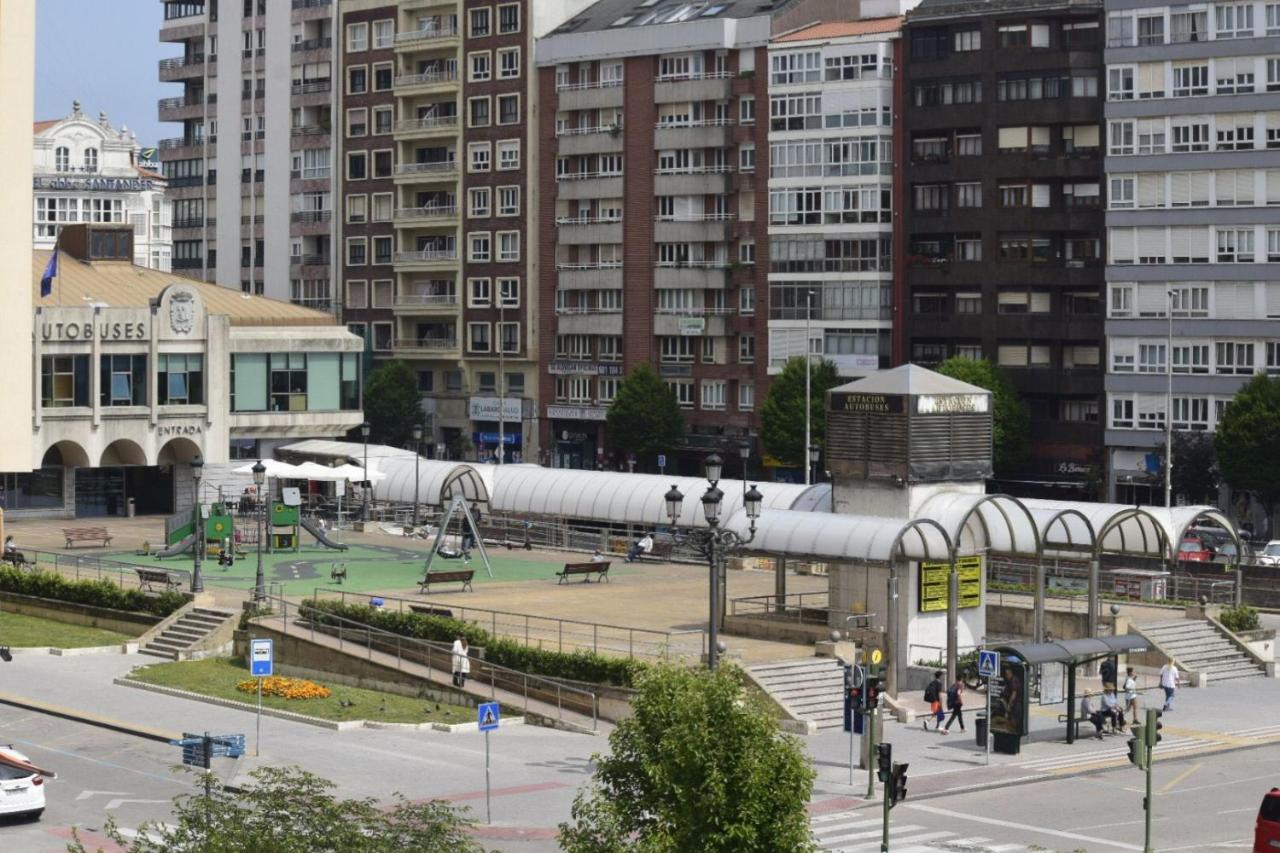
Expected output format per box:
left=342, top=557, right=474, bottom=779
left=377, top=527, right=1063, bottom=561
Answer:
left=468, top=323, right=491, bottom=354
left=1215, top=114, right=1253, bottom=151
left=1172, top=62, right=1208, bottom=97
left=468, top=232, right=491, bottom=262
left=373, top=236, right=392, bottom=265
left=999, top=24, right=1028, bottom=47
left=1171, top=118, right=1210, bottom=152
left=497, top=140, right=520, bottom=170
left=1109, top=67, right=1134, bottom=100
left=372, top=193, right=392, bottom=222
left=1216, top=3, right=1254, bottom=37
left=373, top=63, right=392, bottom=91
left=373, top=19, right=393, bottom=48
left=158, top=353, right=204, bottom=405
left=701, top=380, right=726, bottom=411
left=468, top=142, right=491, bottom=172
left=1171, top=10, right=1208, bottom=42
left=54, top=146, right=69, bottom=171
left=468, top=96, right=490, bottom=127
left=346, top=280, right=368, bottom=309
left=346, top=237, right=366, bottom=266
left=497, top=186, right=519, bottom=216
left=498, top=47, right=520, bottom=79
left=346, top=108, right=367, bottom=137
left=100, top=354, right=147, bottom=406
left=469, top=7, right=490, bottom=37
left=470, top=187, right=490, bottom=217
left=1061, top=400, right=1099, bottom=423
left=346, top=22, right=367, bottom=51
left=1109, top=120, right=1135, bottom=155
left=498, top=277, right=519, bottom=307
left=497, top=231, right=519, bottom=262
left=1217, top=341, right=1255, bottom=375
left=347, top=66, right=367, bottom=95
left=1111, top=397, right=1135, bottom=428
left=469, top=278, right=492, bottom=307
left=955, top=133, right=981, bottom=156
left=1216, top=57, right=1254, bottom=94
left=1217, top=227, right=1255, bottom=261
left=954, top=29, right=980, bottom=51
left=469, top=51, right=491, bottom=82
left=373, top=150, right=392, bottom=178
left=83, top=148, right=98, bottom=171
left=498, top=3, right=519, bottom=33
left=1172, top=342, right=1210, bottom=373
left=347, top=151, right=367, bottom=180
left=956, top=182, right=982, bottom=208
left=40, top=355, right=89, bottom=407
left=497, top=94, right=519, bottom=125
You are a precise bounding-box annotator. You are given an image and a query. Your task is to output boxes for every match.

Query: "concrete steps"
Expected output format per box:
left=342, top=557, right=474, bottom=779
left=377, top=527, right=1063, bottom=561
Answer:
left=748, top=658, right=848, bottom=730
left=1135, top=619, right=1267, bottom=682
left=140, top=607, right=237, bottom=661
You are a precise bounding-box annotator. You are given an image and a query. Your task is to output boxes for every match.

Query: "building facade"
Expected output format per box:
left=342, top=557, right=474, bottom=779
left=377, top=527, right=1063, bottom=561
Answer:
left=901, top=0, right=1107, bottom=497
left=33, top=102, right=172, bottom=271
left=766, top=18, right=901, bottom=382
left=24, top=224, right=363, bottom=519
left=534, top=0, right=775, bottom=471
left=1102, top=0, right=1280, bottom=504
left=156, top=0, right=338, bottom=306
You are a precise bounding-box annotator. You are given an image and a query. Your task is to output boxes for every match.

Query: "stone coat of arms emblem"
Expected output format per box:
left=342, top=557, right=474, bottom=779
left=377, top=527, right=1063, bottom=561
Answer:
left=170, top=292, right=195, bottom=334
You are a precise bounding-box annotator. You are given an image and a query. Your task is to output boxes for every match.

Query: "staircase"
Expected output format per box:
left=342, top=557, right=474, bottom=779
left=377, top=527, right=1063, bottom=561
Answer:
left=748, top=658, right=848, bottom=730
left=140, top=607, right=237, bottom=661
left=1136, top=619, right=1267, bottom=682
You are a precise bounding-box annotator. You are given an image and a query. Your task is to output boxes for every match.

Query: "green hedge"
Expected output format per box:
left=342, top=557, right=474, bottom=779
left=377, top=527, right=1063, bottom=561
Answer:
left=304, top=600, right=645, bottom=688
left=1219, top=605, right=1260, bottom=634
left=0, top=566, right=187, bottom=617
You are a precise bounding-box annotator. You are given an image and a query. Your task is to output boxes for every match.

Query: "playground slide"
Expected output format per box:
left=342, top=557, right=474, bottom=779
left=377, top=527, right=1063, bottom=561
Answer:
left=300, top=517, right=349, bottom=551
left=153, top=534, right=195, bottom=559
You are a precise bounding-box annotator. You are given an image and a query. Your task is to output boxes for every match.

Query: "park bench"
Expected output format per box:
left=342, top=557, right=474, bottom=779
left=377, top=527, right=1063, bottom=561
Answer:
left=329, top=563, right=348, bottom=584
left=1059, top=712, right=1122, bottom=739
left=4, top=551, right=29, bottom=569
left=135, top=568, right=181, bottom=594
left=418, top=568, right=475, bottom=594
left=646, top=541, right=674, bottom=561
left=63, top=527, right=113, bottom=548
left=557, top=561, right=610, bottom=584
left=409, top=604, right=455, bottom=619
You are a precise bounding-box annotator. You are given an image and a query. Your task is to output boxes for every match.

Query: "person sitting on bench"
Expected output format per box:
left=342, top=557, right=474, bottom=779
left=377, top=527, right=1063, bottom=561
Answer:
left=625, top=532, right=654, bottom=563
left=3, top=536, right=24, bottom=567
left=1080, top=691, right=1106, bottom=739
left=218, top=538, right=235, bottom=567
left=1099, top=686, right=1123, bottom=731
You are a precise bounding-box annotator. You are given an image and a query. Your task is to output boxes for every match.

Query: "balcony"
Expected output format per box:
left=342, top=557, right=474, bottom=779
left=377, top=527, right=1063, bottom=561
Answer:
left=290, top=210, right=333, bottom=224
left=654, top=215, right=734, bottom=243
left=394, top=69, right=459, bottom=92
left=394, top=24, right=458, bottom=47
left=653, top=312, right=728, bottom=337
left=394, top=291, right=459, bottom=313
left=393, top=336, right=460, bottom=356
left=291, top=254, right=331, bottom=269
left=556, top=217, right=622, bottom=245
left=557, top=126, right=624, bottom=156
left=654, top=119, right=735, bottom=150
left=556, top=312, right=624, bottom=336
left=291, top=124, right=331, bottom=137
left=292, top=0, right=332, bottom=9
left=394, top=204, right=458, bottom=223
left=394, top=249, right=459, bottom=267
left=653, top=170, right=734, bottom=196
left=290, top=167, right=332, bottom=181
left=157, top=95, right=209, bottom=122
left=393, top=115, right=459, bottom=139
left=171, top=217, right=212, bottom=230
left=291, top=37, right=333, bottom=53
left=554, top=173, right=624, bottom=201
left=291, top=80, right=331, bottom=96
left=158, top=55, right=207, bottom=81
left=556, top=262, right=623, bottom=290
left=556, top=80, right=625, bottom=112
left=393, top=161, right=459, bottom=183
left=654, top=71, right=733, bottom=104
left=654, top=263, right=729, bottom=289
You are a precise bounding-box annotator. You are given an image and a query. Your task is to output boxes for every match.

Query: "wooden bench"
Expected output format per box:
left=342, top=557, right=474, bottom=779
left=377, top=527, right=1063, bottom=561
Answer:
left=409, top=604, right=455, bottom=619
left=329, top=563, right=348, bottom=584
left=418, top=568, right=475, bottom=594
left=4, top=551, right=29, bottom=569
left=135, top=568, right=181, bottom=594
left=557, top=561, right=610, bottom=584
left=646, top=541, right=674, bottom=561
left=63, top=527, right=113, bottom=548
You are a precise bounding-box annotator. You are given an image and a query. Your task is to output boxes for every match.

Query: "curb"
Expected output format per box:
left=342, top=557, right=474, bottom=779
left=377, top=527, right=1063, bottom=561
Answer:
left=0, top=691, right=181, bottom=743
left=2, top=643, right=133, bottom=657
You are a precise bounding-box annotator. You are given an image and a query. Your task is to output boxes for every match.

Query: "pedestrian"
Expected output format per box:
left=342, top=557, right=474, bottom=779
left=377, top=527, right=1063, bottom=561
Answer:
left=1080, top=691, right=1105, bottom=739
left=943, top=678, right=966, bottom=734
left=1123, top=666, right=1139, bottom=724
left=451, top=635, right=470, bottom=688
left=1100, top=656, right=1117, bottom=690
left=1159, top=658, right=1180, bottom=710
left=625, top=532, right=653, bottom=563
left=923, top=670, right=945, bottom=730
left=590, top=549, right=607, bottom=563
left=1100, top=685, right=1122, bottom=731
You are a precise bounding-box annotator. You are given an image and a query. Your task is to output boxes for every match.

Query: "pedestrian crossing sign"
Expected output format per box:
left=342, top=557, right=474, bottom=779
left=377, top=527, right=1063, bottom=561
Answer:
left=478, top=702, right=500, bottom=731
left=978, top=650, right=999, bottom=679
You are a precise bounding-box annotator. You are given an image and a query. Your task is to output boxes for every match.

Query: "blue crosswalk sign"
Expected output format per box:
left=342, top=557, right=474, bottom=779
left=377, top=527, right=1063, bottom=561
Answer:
left=978, top=650, right=999, bottom=679
left=478, top=702, right=500, bottom=731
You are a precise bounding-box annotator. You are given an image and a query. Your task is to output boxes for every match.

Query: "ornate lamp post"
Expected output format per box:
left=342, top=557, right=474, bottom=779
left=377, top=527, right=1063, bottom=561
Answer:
left=190, top=457, right=203, bottom=593
left=664, top=453, right=763, bottom=669
left=809, top=443, right=821, bottom=485
left=252, top=460, right=266, bottom=604
left=411, top=424, right=423, bottom=528
left=360, top=421, right=371, bottom=521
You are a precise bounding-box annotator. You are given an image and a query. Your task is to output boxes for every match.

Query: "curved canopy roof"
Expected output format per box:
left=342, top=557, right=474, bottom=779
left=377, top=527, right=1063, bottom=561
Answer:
left=1021, top=500, right=1238, bottom=560
left=724, top=508, right=954, bottom=564
left=913, top=492, right=1041, bottom=557
left=993, top=634, right=1151, bottom=666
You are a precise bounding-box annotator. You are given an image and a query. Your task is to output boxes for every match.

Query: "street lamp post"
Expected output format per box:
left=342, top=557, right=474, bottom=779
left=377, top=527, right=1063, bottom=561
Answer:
left=412, top=424, right=423, bottom=528
left=1165, top=289, right=1174, bottom=508
left=360, top=421, right=371, bottom=521
left=809, top=443, right=821, bottom=486
left=738, top=443, right=750, bottom=505
left=252, top=460, right=266, bottom=604
left=190, top=457, right=204, bottom=593
left=664, top=453, right=763, bottom=669
left=804, top=289, right=815, bottom=485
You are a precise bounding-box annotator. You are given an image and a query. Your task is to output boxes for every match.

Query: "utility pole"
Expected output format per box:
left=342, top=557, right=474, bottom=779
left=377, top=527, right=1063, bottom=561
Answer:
left=1165, top=288, right=1174, bottom=508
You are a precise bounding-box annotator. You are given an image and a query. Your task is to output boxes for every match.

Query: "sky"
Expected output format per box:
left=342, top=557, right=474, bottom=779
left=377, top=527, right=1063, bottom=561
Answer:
left=36, top=0, right=172, bottom=147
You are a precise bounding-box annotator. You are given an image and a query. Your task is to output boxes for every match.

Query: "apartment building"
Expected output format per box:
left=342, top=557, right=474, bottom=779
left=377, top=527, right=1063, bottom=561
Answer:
left=1103, top=0, right=1280, bottom=503
left=334, top=1, right=589, bottom=462
left=901, top=0, right=1107, bottom=497
left=534, top=0, right=776, bottom=471
left=766, top=17, right=901, bottom=381
left=157, top=0, right=338, bottom=306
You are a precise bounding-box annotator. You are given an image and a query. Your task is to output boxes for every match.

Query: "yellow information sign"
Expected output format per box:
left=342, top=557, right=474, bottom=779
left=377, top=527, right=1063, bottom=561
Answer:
left=918, top=555, right=983, bottom=613
left=870, top=648, right=882, bottom=665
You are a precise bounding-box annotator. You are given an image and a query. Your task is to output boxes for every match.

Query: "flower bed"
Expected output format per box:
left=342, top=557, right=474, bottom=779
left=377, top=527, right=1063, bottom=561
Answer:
left=237, top=675, right=332, bottom=700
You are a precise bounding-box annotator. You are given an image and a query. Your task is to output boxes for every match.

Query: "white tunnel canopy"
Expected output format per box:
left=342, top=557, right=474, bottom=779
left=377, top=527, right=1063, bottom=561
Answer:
left=724, top=507, right=954, bottom=564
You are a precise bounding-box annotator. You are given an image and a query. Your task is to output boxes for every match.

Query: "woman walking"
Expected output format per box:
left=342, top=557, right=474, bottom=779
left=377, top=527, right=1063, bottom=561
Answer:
left=942, top=677, right=966, bottom=734
left=451, top=635, right=471, bottom=688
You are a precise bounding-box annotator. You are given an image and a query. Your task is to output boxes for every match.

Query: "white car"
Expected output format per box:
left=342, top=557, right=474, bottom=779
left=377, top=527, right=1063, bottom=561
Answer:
left=1256, top=541, right=1280, bottom=566
left=0, top=746, right=46, bottom=821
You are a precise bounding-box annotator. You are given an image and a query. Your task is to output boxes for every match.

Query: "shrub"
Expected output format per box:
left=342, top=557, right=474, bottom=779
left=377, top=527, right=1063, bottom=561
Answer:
left=303, top=601, right=646, bottom=688
left=1219, top=605, right=1260, bottom=634
left=0, top=566, right=186, bottom=617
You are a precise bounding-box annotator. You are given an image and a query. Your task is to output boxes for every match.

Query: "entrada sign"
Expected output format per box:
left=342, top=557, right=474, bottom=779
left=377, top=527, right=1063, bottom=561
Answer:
left=157, top=424, right=203, bottom=437
left=34, top=177, right=156, bottom=193
left=41, top=321, right=148, bottom=341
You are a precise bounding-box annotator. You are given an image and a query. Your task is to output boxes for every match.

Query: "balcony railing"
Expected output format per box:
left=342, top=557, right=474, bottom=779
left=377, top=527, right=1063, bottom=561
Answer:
left=291, top=80, right=331, bottom=95
left=655, top=70, right=734, bottom=83
left=394, top=337, right=459, bottom=350
left=291, top=210, right=333, bottom=223
left=555, top=170, right=622, bottom=182
left=556, top=215, right=623, bottom=225
left=655, top=260, right=729, bottom=269
left=394, top=161, right=457, bottom=175
left=394, top=250, right=458, bottom=264
left=396, top=205, right=458, bottom=219
left=555, top=306, right=624, bottom=315
left=394, top=24, right=458, bottom=44
left=291, top=297, right=336, bottom=312
left=655, top=118, right=735, bottom=129
left=654, top=213, right=735, bottom=222
left=557, top=124, right=621, bottom=137
left=158, top=136, right=206, bottom=149
left=396, top=293, right=457, bottom=306
left=394, top=69, right=458, bottom=87
left=290, top=167, right=332, bottom=180
left=292, top=0, right=331, bottom=8
left=292, top=254, right=330, bottom=267
left=555, top=261, right=623, bottom=271
left=555, top=79, right=624, bottom=93
left=158, top=95, right=208, bottom=109
left=655, top=306, right=737, bottom=316
left=292, top=36, right=333, bottom=52
left=394, top=115, right=459, bottom=133
left=159, top=55, right=205, bottom=72
left=654, top=164, right=735, bottom=176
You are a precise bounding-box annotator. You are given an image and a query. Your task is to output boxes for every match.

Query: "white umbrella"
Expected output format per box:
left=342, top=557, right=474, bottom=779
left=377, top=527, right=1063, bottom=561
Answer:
left=332, top=463, right=386, bottom=483
left=232, top=459, right=307, bottom=479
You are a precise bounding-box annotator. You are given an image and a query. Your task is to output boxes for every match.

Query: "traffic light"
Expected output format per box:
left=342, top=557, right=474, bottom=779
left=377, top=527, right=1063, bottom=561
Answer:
left=890, top=763, right=909, bottom=807
left=1127, top=724, right=1148, bottom=770
left=876, top=742, right=892, bottom=783
left=1145, top=709, right=1163, bottom=750
left=865, top=674, right=880, bottom=710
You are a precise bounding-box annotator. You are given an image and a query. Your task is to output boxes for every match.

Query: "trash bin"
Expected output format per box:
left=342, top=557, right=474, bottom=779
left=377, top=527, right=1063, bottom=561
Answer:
left=975, top=712, right=988, bottom=747
left=127, top=497, right=136, bottom=518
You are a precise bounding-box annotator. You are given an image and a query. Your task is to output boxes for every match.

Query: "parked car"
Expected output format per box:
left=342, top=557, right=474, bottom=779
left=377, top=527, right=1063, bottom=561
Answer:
left=1256, top=541, right=1280, bottom=567
left=1178, top=536, right=1214, bottom=562
left=1256, top=787, right=1280, bottom=851
left=0, top=746, right=46, bottom=821
left=1214, top=540, right=1254, bottom=565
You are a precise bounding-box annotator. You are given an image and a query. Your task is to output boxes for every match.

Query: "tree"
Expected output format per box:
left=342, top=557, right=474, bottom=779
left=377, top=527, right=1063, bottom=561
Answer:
left=361, top=360, right=426, bottom=448
left=934, top=357, right=1030, bottom=475
left=1153, top=431, right=1220, bottom=505
left=70, top=766, right=483, bottom=853
left=558, top=663, right=816, bottom=853
left=1215, top=373, right=1280, bottom=515
left=606, top=364, right=684, bottom=470
left=761, top=356, right=842, bottom=469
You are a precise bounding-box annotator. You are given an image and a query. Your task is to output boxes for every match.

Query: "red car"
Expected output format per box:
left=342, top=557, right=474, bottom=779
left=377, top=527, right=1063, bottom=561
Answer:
left=1179, top=536, right=1213, bottom=562
left=1258, top=788, right=1280, bottom=851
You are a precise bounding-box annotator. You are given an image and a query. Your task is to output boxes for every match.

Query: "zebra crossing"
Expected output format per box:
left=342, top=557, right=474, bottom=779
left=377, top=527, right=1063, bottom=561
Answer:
left=810, top=809, right=1030, bottom=852
left=1011, top=732, right=1211, bottom=772
left=1224, top=722, right=1280, bottom=741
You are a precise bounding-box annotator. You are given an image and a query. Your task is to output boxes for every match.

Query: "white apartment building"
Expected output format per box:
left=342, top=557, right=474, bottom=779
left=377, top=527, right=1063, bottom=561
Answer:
left=766, top=17, right=901, bottom=378
left=1103, top=0, right=1280, bottom=504
left=33, top=101, right=172, bottom=271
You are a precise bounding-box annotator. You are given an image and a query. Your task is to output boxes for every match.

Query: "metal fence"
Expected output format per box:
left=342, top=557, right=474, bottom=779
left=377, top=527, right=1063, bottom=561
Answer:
left=728, top=591, right=870, bottom=629
left=10, top=547, right=192, bottom=590
left=987, top=556, right=1237, bottom=608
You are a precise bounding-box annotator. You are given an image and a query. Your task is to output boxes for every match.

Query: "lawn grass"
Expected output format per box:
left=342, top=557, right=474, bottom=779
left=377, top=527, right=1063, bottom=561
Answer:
left=126, top=657, right=476, bottom=725
left=0, top=610, right=132, bottom=648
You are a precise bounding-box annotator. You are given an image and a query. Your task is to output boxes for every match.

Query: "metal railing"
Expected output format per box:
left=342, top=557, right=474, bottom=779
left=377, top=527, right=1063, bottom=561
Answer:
left=394, top=24, right=458, bottom=44
left=395, top=205, right=457, bottom=220
left=394, top=115, right=458, bottom=133
left=394, top=161, right=457, bottom=176
left=311, top=589, right=702, bottom=662
left=393, top=249, right=458, bottom=264
left=395, top=69, right=458, bottom=87
left=986, top=556, right=1237, bottom=608
left=13, top=548, right=192, bottom=590
left=263, top=594, right=599, bottom=730
left=729, top=591, right=869, bottom=628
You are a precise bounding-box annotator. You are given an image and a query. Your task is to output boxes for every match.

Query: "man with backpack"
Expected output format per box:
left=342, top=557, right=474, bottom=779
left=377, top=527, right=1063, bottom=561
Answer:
left=943, top=678, right=966, bottom=734
left=923, top=671, right=945, bottom=730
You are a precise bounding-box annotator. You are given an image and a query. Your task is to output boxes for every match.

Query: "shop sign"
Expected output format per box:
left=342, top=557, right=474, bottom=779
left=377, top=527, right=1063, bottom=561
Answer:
left=547, top=404, right=607, bottom=422
left=659, top=364, right=692, bottom=378
left=157, top=424, right=203, bottom=437
left=41, top=321, right=148, bottom=341
left=549, top=361, right=596, bottom=375
left=34, top=176, right=156, bottom=193
left=916, top=393, right=989, bottom=415
left=473, top=432, right=520, bottom=446
left=830, top=393, right=902, bottom=414
left=678, top=317, right=705, bottom=336
left=468, top=397, right=523, bottom=422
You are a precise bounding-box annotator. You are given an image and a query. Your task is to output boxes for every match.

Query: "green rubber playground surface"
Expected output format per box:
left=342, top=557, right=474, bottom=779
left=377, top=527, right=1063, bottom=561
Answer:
left=110, top=542, right=625, bottom=596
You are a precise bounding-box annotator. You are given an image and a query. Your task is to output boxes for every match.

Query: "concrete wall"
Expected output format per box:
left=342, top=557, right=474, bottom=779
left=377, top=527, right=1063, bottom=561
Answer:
left=0, top=591, right=158, bottom=636
left=0, top=0, right=34, bottom=473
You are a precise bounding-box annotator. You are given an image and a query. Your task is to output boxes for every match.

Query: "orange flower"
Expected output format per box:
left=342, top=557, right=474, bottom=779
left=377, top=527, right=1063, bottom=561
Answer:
left=237, top=675, right=331, bottom=700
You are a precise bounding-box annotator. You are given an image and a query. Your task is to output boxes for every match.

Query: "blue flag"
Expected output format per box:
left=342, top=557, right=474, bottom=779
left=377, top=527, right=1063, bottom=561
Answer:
left=40, top=250, right=57, bottom=297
